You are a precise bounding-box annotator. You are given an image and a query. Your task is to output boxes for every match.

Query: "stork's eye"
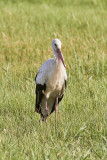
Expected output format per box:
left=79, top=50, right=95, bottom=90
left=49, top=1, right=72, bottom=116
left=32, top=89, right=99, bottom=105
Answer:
left=55, top=44, right=57, bottom=47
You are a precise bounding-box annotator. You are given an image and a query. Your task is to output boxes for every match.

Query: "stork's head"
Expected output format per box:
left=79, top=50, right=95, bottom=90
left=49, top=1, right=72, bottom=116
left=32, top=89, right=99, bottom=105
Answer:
left=52, top=39, right=65, bottom=67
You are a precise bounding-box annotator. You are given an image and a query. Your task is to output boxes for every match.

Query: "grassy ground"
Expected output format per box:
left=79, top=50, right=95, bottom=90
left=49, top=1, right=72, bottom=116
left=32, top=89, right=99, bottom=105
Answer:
left=0, top=0, right=107, bottom=159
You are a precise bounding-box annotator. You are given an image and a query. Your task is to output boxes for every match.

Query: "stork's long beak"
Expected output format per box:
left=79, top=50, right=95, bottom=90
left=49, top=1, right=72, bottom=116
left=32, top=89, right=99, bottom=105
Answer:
left=57, top=48, right=66, bottom=68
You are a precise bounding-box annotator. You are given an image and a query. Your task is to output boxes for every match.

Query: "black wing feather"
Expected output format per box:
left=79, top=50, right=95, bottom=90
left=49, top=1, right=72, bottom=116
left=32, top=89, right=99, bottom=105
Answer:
left=35, top=83, right=46, bottom=114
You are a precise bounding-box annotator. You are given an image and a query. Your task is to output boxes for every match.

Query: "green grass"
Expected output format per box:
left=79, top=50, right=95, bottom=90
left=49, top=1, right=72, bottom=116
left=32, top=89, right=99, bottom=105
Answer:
left=0, top=0, right=107, bottom=159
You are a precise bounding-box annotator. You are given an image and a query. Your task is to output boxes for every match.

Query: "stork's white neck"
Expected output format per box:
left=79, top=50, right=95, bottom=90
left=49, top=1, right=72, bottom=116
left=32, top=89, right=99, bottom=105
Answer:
left=54, top=55, right=63, bottom=67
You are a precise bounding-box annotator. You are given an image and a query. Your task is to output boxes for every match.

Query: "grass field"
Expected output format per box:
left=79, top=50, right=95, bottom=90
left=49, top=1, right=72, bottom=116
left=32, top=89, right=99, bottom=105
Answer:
left=0, top=0, right=107, bottom=159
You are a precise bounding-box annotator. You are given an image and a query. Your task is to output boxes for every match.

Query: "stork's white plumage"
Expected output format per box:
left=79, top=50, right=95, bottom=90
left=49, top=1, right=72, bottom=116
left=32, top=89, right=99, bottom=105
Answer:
left=35, top=39, right=67, bottom=123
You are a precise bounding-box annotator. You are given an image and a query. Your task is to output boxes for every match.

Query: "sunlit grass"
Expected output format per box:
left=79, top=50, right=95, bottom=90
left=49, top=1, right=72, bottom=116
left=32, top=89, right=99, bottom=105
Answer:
left=0, top=0, right=107, bottom=159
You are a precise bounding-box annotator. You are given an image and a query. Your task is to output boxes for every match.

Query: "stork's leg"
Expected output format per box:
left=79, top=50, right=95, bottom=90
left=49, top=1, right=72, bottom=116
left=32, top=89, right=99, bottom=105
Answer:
left=45, top=98, right=48, bottom=112
left=44, top=98, right=48, bottom=124
left=43, top=117, right=47, bottom=124
left=55, top=97, right=58, bottom=124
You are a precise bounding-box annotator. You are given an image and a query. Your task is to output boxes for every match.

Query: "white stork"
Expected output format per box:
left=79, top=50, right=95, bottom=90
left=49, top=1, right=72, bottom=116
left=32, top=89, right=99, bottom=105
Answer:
left=35, top=39, right=67, bottom=123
